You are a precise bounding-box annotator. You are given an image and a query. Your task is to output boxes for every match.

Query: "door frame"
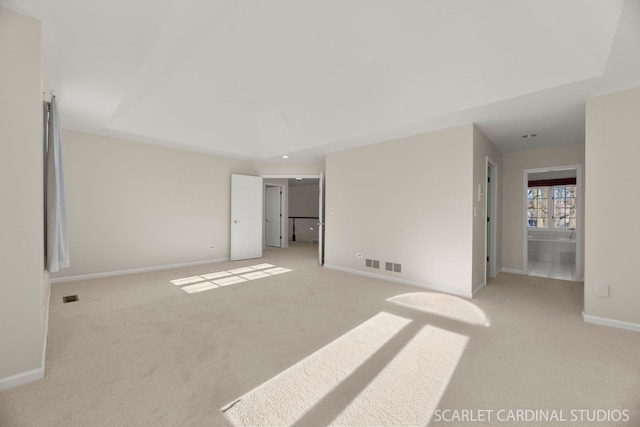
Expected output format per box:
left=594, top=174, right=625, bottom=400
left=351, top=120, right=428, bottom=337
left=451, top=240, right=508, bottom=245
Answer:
left=485, top=157, right=498, bottom=280
left=262, top=174, right=324, bottom=260
left=318, top=172, right=325, bottom=265
left=264, top=183, right=286, bottom=248
left=522, top=164, right=582, bottom=280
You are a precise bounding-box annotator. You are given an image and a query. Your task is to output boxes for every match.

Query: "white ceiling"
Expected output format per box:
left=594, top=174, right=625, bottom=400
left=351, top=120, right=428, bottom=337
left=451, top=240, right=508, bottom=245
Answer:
left=4, top=0, right=640, bottom=162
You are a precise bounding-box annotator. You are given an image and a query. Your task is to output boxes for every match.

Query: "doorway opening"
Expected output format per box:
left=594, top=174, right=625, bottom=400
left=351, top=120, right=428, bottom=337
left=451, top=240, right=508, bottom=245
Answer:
left=265, top=184, right=285, bottom=248
left=288, top=178, right=320, bottom=245
left=523, top=165, right=582, bottom=281
left=263, top=174, right=325, bottom=265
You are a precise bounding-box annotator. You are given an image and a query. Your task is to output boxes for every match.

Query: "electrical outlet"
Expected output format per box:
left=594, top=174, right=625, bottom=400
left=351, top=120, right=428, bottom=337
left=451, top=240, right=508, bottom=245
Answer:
left=356, top=253, right=363, bottom=258
left=210, top=245, right=215, bottom=249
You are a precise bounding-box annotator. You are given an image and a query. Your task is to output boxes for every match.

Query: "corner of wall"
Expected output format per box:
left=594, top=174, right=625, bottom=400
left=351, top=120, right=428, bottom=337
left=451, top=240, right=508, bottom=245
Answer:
left=325, top=124, right=475, bottom=297
left=0, top=5, right=48, bottom=389
left=584, top=86, right=640, bottom=328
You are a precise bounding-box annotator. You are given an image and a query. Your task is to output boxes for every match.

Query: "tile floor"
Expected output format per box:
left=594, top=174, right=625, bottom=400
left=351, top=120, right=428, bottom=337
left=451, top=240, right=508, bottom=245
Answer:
left=528, top=260, right=576, bottom=281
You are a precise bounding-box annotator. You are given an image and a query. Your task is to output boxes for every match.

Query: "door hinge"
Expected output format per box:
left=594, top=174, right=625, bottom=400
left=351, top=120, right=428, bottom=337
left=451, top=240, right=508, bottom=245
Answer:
left=487, top=216, right=490, bottom=222
left=488, top=177, right=491, bottom=183
left=487, top=256, right=489, bottom=262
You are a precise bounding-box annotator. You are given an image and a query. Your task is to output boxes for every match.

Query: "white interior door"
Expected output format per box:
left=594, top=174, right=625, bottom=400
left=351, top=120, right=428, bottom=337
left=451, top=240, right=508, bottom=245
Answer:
left=318, top=173, right=325, bottom=265
left=265, top=185, right=282, bottom=248
left=231, top=174, right=263, bottom=261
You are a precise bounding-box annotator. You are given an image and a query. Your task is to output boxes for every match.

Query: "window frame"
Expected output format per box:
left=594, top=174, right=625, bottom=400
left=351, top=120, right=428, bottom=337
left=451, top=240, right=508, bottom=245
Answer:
left=527, top=184, right=577, bottom=230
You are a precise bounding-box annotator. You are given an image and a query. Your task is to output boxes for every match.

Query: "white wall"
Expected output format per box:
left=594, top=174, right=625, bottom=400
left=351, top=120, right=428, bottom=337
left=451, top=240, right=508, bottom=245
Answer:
left=54, top=130, right=324, bottom=278
left=472, top=126, right=503, bottom=292
left=257, top=162, right=324, bottom=176
left=325, top=124, right=475, bottom=297
left=54, top=130, right=257, bottom=277
left=0, top=7, right=48, bottom=386
left=585, top=87, right=640, bottom=327
left=501, top=144, right=585, bottom=275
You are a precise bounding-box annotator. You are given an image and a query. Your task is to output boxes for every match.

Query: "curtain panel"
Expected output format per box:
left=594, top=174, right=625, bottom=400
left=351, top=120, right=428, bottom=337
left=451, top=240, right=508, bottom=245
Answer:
left=44, top=95, right=69, bottom=272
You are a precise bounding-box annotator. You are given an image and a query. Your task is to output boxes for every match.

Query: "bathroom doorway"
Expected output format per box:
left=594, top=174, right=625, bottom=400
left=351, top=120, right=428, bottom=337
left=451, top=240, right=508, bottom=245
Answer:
left=523, top=165, right=582, bottom=281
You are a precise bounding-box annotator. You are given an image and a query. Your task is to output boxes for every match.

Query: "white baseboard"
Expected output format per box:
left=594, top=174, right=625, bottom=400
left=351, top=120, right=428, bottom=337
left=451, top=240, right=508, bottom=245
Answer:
left=500, top=268, right=526, bottom=275
left=0, top=280, right=51, bottom=392
left=51, top=258, right=229, bottom=284
left=472, top=281, right=486, bottom=297
left=324, top=264, right=474, bottom=299
left=582, top=313, right=640, bottom=333
left=42, top=275, right=51, bottom=370
left=0, top=367, right=44, bottom=392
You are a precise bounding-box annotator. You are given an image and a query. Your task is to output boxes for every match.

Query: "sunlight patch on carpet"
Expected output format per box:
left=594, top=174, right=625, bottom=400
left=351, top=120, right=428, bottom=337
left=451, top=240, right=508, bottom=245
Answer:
left=213, top=276, right=247, bottom=287
left=387, top=292, right=490, bottom=326
left=170, top=276, right=204, bottom=286
left=240, top=271, right=270, bottom=280
left=228, top=267, right=255, bottom=275
left=182, top=281, right=219, bottom=294
left=170, top=263, right=290, bottom=294
left=201, top=271, right=232, bottom=280
left=250, top=263, right=276, bottom=270
left=330, top=325, right=468, bottom=426
left=221, top=312, right=468, bottom=426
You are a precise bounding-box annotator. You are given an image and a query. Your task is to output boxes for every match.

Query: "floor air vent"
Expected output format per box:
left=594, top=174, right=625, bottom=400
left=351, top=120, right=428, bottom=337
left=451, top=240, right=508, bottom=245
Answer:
left=63, top=295, right=79, bottom=303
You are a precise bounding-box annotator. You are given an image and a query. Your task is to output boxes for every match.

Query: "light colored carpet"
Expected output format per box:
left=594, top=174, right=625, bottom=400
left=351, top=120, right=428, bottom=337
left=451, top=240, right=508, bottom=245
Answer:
left=222, top=312, right=467, bottom=426
left=387, top=292, right=490, bottom=326
left=1, top=242, right=639, bottom=426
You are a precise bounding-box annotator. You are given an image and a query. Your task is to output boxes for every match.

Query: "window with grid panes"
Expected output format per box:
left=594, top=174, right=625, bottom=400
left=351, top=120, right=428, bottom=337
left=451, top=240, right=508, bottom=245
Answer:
left=527, top=185, right=576, bottom=229
left=552, top=186, right=577, bottom=228
left=527, top=187, right=548, bottom=227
